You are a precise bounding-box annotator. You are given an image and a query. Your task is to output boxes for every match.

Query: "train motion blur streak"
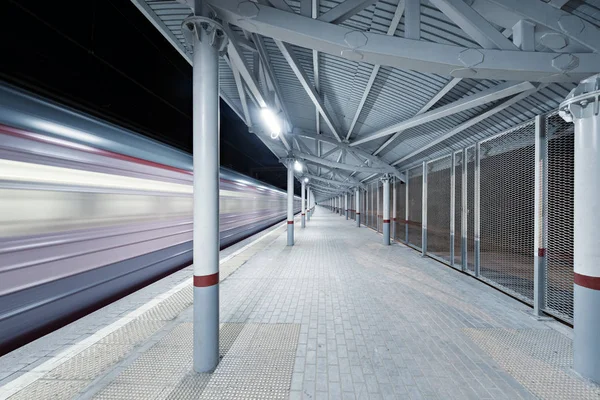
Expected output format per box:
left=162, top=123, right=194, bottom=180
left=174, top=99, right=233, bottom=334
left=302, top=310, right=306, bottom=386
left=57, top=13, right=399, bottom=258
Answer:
left=0, top=84, right=300, bottom=352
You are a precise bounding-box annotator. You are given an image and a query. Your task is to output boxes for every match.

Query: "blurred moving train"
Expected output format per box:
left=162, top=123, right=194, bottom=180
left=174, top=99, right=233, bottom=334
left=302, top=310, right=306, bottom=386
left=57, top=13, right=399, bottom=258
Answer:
left=0, top=84, right=300, bottom=352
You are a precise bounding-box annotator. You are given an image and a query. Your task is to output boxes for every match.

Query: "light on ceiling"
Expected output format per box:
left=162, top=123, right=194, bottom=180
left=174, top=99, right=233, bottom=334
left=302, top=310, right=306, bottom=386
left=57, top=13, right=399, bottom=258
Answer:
left=294, top=160, right=303, bottom=172
left=260, top=108, right=281, bottom=139
left=304, top=177, right=309, bottom=183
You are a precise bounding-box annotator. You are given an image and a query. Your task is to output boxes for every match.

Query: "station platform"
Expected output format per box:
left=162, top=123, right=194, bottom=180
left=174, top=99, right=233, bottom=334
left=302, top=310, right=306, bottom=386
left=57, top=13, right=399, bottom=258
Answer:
left=1, top=207, right=599, bottom=400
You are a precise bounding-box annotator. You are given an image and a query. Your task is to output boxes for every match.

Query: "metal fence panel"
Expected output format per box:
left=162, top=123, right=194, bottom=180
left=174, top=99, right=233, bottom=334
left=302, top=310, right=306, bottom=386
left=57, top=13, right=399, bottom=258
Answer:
left=407, top=166, right=423, bottom=249
left=368, top=182, right=377, bottom=230
left=545, top=112, right=574, bottom=323
left=479, top=121, right=535, bottom=303
left=395, top=180, right=407, bottom=243
left=466, top=146, right=476, bottom=273
left=454, top=151, right=463, bottom=268
left=427, top=156, right=452, bottom=263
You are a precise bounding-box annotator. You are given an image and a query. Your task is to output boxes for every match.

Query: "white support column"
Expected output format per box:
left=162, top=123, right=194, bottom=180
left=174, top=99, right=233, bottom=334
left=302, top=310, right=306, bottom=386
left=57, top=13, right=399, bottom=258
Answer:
left=184, top=10, right=227, bottom=373
left=287, top=160, right=294, bottom=246
left=340, top=195, right=344, bottom=216
left=301, top=180, right=306, bottom=228
left=382, top=175, right=391, bottom=245
left=559, top=74, right=600, bottom=384
left=392, top=178, right=397, bottom=241
left=355, top=188, right=361, bottom=227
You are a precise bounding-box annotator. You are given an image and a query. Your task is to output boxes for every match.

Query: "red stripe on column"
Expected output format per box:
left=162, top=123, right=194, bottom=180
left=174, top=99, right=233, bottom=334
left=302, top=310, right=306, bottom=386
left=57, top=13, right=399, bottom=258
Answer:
left=538, top=248, right=546, bottom=257
left=574, top=273, right=600, bottom=290
left=287, top=221, right=294, bottom=224
left=383, top=219, right=390, bottom=223
left=194, top=272, right=219, bottom=287
left=301, top=213, right=305, bottom=215
left=356, top=212, right=360, bottom=215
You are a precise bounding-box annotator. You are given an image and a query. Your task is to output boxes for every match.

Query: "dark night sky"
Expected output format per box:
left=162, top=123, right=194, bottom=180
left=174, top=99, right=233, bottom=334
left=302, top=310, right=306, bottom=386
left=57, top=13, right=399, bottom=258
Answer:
left=0, top=0, right=294, bottom=192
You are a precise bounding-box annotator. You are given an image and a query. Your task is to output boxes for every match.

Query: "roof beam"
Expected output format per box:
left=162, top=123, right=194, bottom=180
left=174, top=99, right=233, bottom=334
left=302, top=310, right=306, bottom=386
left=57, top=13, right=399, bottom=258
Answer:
left=350, top=81, right=534, bottom=146
left=392, top=84, right=545, bottom=166
left=345, top=0, right=405, bottom=141
left=318, top=0, right=378, bottom=24
left=253, top=34, right=293, bottom=131
left=225, top=28, right=291, bottom=151
left=373, top=77, right=461, bottom=155
left=304, top=173, right=357, bottom=187
left=404, top=0, right=420, bottom=39
left=290, top=130, right=399, bottom=176
left=274, top=40, right=342, bottom=141
left=210, top=0, right=600, bottom=82
left=429, top=0, right=518, bottom=50
left=225, top=28, right=267, bottom=109
left=227, top=57, right=252, bottom=126
left=485, top=0, right=599, bottom=53
left=293, top=152, right=392, bottom=174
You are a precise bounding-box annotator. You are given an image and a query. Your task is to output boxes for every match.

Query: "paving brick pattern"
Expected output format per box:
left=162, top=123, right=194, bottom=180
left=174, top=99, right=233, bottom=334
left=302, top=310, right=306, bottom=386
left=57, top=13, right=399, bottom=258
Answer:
left=2, top=207, right=596, bottom=399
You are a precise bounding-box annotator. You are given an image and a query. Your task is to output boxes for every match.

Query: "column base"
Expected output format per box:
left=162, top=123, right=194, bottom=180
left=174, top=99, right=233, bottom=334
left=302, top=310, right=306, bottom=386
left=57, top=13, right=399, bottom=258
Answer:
left=301, top=214, right=306, bottom=228
left=193, top=283, right=219, bottom=373
left=287, top=222, right=294, bottom=246
left=383, top=222, right=390, bottom=245
left=574, top=283, right=600, bottom=384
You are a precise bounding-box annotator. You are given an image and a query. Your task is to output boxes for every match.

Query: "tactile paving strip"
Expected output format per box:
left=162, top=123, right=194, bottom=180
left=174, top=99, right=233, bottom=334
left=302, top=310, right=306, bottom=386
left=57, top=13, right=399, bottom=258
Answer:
left=138, top=286, right=193, bottom=321
left=464, top=328, right=600, bottom=399
left=99, top=320, right=166, bottom=345
left=196, top=323, right=300, bottom=400
left=7, top=379, right=91, bottom=400
left=45, top=344, right=133, bottom=380
left=92, top=323, right=257, bottom=399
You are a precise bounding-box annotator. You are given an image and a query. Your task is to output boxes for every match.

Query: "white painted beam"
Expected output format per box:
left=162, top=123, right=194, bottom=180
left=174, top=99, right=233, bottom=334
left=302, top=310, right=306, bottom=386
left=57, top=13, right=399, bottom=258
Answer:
left=392, top=84, right=545, bottom=166
left=373, top=77, right=461, bottom=155
left=486, top=0, right=599, bottom=53
left=429, top=0, right=518, bottom=50
left=294, top=152, right=392, bottom=174
left=275, top=40, right=342, bottom=141
left=345, top=1, right=405, bottom=141
left=350, top=81, right=534, bottom=146
left=318, top=0, right=378, bottom=24
left=209, top=0, right=600, bottom=82
left=404, top=0, right=420, bottom=39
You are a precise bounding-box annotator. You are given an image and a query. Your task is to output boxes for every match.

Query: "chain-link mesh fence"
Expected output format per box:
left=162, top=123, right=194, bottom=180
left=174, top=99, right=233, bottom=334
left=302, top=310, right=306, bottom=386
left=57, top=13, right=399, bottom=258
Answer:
left=454, top=151, right=463, bottom=268
left=349, top=193, right=356, bottom=220
left=466, top=146, right=476, bottom=273
left=479, top=121, right=535, bottom=303
left=395, top=180, right=406, bottom=243
left=545, top=112, right=574, bottom=323
left=368, top=182, right=377, bottom=230
left=407, top=166, right=423, bottom=249
left=427, top=156, right=452, bottom=263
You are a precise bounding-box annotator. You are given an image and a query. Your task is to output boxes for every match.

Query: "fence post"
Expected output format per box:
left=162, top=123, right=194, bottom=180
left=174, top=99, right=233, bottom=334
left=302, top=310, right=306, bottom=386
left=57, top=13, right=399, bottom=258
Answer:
left=405, top=169, right=409, bottom=243
left=392, top=178, right=397, bottom=241
left=450, top=152, right=456, bottom=266
left=474, top=143, right=481, bottom=277
left=422, top=161, right=428, bottom=256
left=534, top=114, right=548, bottom=317
left=461, top=150, right=468, bottom=271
